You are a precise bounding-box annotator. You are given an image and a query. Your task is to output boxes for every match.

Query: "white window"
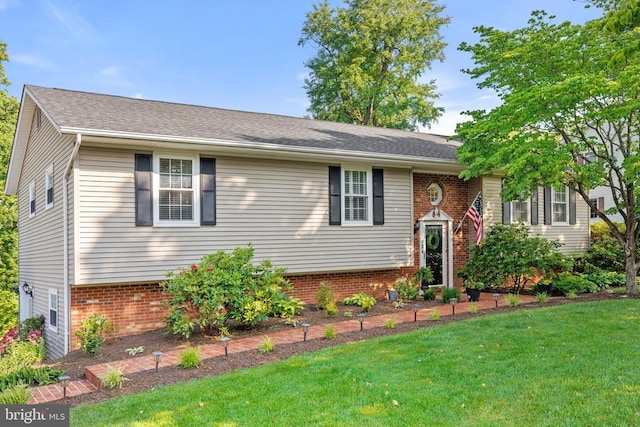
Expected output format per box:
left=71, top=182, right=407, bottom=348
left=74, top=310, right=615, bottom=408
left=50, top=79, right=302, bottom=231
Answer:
left=343, top=168, right=372, bottom=224
left=427, top=183, right=442, bottom=205
left=153, top=154, right=199, bottom=226
left=48, top=289, right=58, bottom=332
left=29, top=181, right=36, bottom=217
left=511, top=200, right=529, bottom=223
left=45, top=165, right=54, bottom=208
left=552, top=187, right=568, bottom=224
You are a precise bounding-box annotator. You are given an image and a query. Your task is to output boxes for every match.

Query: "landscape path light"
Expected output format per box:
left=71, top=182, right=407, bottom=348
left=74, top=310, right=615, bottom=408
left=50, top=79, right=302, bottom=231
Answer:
left=413, top=304, right=420, bottom=322
left=220, top=336, right=231, bottom=356
left=301, top=323, right=310, bottom=342
left=59, top=375, right=71, bottom=398
left=450, top=297, right=458, bottom=315
left=357, top=313, right=366, bottom=331
left=153, top=351, right=163, bottom=373
left=493, top=293, right=500, bottom=308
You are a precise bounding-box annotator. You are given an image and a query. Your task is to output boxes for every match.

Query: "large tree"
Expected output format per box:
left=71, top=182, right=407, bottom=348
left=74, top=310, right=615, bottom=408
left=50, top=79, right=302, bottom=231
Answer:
left=0, top=40, right=19, bottom=292
left=455, top=9, right=640, bottom=293
left=298, top=0, right=450, bottom=130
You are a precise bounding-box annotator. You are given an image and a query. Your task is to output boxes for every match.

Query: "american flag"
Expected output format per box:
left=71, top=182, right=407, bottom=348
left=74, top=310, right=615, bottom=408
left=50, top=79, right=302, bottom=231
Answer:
left=465, top=192, right=483, bottom=245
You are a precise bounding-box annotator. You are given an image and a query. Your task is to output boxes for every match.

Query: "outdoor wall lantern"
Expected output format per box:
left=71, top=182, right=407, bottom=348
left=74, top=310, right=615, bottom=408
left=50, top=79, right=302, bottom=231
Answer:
left=22, top=282, right=33, bottom=297
left=220, top=336, right=231, bottom=356
left=493, top=293, right=500, bottom=308
left=301, top=323, right=310, bottom=342
left=413, top=220, right=421, bottom=234
left=152, top=351, right=163, bottom=373
left=413, top=304, right=420, bottom=322
left=59, top=375, right=71, bottom=398
left=450, top=298, right=458, bottom=315
left=357, top=313, right=366, bottom=331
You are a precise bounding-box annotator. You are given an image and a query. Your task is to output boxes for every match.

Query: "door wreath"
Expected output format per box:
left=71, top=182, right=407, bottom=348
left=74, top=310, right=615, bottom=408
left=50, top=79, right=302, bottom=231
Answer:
left=426, top=233, right=440, bottom=250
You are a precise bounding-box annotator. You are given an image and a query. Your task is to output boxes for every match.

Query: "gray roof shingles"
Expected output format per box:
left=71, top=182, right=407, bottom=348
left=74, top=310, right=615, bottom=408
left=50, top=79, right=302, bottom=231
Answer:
left=26, top=85, right=460, bottom=162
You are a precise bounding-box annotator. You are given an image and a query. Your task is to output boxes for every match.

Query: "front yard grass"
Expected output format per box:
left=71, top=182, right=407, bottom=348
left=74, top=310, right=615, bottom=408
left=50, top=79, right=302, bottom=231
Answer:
left=72, top=299, right=640, bottom=426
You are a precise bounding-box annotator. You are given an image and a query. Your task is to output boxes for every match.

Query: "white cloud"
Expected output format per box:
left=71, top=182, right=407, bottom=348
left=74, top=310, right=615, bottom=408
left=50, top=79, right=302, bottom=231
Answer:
left=99, top=66, right=121, bottom=77
left=11, top=53, right=56, bottom=69
left=43, top=0, right=100, bottom=45
left=133, top=92, right=144, bottom=99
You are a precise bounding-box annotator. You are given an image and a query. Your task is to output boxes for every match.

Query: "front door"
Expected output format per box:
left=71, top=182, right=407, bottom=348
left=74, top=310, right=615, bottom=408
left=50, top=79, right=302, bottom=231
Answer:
left=424, top=224, right=444, bottom=285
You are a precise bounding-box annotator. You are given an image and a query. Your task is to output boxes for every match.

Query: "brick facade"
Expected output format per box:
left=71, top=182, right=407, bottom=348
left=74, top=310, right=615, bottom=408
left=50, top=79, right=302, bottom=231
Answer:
left=69, top=172, right=472, bottom=347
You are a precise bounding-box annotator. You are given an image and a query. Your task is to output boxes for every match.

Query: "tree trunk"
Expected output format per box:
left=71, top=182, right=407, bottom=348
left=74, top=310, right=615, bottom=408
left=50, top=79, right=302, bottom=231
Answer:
left=624, top=229, right=638, bottom=294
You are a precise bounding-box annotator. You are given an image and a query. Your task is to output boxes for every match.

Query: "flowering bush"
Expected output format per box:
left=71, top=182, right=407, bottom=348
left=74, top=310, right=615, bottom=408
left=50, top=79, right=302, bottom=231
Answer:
left=161, top=244, right=304, bottom=338
left=0, top=326, right=20, bottom=356
left=0, top=316, right=46, bottom=375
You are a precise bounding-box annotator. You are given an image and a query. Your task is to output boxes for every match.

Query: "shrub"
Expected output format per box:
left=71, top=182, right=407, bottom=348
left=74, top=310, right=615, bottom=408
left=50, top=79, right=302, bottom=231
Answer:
left=0, top=366, right=64, bottom=392
left=324, top=324, right=336, bottom=339
left=423, top=289, right=436, bottom=301
left=325, top=301, right=338, bottom=317
left=431, top=310, right=440, bottom=321
left=394, top=277, right=419, bottom=301
left=468, top=303, right=478, bottom=314
left=506, top=293, right=521, bottom=307
left=178, top=346, right=201, bottom=368
left=316, top=282, right=335, bottom=310
left=0, top=340, right=44, bottom=375
left=76, top=313, right=114, bottom=355
left=0, top=385, right=32, bottom=405
left=0, top=289, right=18, bottom=338
left=441, top=287, right=460, bottom=304
left=535, top=292, right=549, bottom=304
left=161, top=245, right=303, bottom=338
left=259, top=336, right=275, bottom=354
left=552, top=272, right=599, bottom=296
left=459, top=223, right=571, bottom=293
left=100, top=364, right=129, bottom=389
left=384, top=317, right=397, bottom=329
left=343, top=293, right=376, bottom=312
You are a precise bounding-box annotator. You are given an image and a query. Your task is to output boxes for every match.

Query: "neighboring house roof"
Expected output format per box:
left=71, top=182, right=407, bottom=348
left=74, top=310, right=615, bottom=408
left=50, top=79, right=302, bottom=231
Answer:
left=6, top=85, right=462, bottom=194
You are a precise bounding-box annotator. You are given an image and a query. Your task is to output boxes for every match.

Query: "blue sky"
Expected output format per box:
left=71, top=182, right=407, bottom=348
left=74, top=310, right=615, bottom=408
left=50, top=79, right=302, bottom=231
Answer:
left=1, top=0, right=602, bottom=135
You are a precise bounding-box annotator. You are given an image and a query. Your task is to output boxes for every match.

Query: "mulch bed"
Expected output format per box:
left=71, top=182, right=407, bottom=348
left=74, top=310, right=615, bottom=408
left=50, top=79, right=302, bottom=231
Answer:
left=43, top=291, right=623, bottom=407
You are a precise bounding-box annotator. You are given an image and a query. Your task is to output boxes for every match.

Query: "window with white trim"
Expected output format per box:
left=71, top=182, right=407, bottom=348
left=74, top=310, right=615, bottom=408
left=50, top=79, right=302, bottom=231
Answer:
left=552, top=187, right=568, bottom=224
left=29, top=181, right=36, bottom=217
left=154, top=155, right=199, bottom=225
left=45, top=165, right=54, bottom=208
left=343, top=168, right=371, bottom=224
left=427, top=183, right=442, bottom=206
left=48, top=289, right=58, bottom=332
left=511, top=200, right=529, bottom=223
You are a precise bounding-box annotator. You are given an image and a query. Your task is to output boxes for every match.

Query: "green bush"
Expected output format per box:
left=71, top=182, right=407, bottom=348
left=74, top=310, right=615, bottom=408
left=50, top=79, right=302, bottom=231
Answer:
left=459, top=223, right=571, bottom=293
left=394, top=277, right=419, bottom=301
left=441, top=287, right=460, bottom=304
left=178, top=346, right=201, bottom=368
left=315, top=282, right=335, bottom=310
left=0, top=289, right=18, bottom=338
left=0, top=385, right=31, bottom=404
left=75, top=313, right=114, bottom=355
left=552, top=273, right=598, bottom=296
left=0, top=341, right=44, bottom=375
left=0, top=366, right=64, bottom=392
left=343, top=293, right=377, bottom=312
left=422, top=289, right=436, bottom=301
left=161, top=245, right=303, bottom=338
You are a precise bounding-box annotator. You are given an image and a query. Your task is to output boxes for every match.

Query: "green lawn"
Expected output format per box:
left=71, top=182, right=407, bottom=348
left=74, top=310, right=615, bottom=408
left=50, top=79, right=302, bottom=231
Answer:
left=72, top=299, right=640, bottom=426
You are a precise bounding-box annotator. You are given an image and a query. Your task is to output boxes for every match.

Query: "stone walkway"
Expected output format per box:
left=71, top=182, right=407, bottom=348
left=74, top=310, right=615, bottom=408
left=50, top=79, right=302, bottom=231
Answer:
left=29, top=293, right=538, bottom=404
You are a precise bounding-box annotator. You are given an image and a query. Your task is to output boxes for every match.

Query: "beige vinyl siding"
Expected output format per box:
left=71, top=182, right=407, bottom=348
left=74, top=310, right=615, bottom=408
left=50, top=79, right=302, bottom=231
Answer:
left=482, top=177, right=589, bottom=255
left=76, top=146, right=413, bottom=284
left=16, top=111, right=73, bottom=358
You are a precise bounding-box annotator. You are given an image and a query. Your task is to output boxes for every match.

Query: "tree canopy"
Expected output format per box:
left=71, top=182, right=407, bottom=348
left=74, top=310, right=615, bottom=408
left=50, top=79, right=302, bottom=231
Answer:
left=298, top=0, right=450, bottom=131
left=0, top=40, right=19, bottom=291
left=455, top=8, right=640, bottom=292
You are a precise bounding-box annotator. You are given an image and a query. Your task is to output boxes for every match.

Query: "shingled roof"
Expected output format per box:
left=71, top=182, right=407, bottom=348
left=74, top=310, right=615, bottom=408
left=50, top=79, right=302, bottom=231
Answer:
left=25, top=85, right=460, bottom=162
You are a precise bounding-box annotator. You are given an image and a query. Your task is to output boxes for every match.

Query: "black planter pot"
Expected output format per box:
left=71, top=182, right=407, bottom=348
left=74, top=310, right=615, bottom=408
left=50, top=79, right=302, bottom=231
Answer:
left=466, top=288, right=481, bottom=302
left=537, top=283, right=553, bottom=295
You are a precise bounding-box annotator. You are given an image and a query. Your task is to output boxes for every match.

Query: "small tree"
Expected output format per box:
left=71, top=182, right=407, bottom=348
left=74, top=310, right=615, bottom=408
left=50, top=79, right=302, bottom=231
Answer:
left=459, top=223, right=570, bottom=293
left=161, top=244, right=303, bottom=338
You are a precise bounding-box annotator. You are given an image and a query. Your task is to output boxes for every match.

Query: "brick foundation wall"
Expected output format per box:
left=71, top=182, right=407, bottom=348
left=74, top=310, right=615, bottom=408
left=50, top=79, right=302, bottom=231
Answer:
left=70, top=283, right=168, bottom=350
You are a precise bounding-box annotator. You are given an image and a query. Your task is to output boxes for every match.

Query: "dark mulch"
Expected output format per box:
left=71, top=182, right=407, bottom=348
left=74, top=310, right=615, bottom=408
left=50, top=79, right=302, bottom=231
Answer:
left=44, top=291, right=621, bottom=407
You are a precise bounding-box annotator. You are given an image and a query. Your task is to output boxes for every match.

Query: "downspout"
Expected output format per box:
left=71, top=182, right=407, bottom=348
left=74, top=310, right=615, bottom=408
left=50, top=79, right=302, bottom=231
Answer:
left=63, top=133, right=81, bottom=355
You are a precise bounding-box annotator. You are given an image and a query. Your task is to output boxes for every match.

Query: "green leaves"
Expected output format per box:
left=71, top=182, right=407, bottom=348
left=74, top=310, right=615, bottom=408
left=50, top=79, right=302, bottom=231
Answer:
left=299, top=0, right=449, bottom=130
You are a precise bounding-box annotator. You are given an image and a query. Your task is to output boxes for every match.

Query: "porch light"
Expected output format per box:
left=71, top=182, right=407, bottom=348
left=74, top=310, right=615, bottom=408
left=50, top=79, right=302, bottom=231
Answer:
left=22, top=282, right=33, bottom=297
left=413, top=304, right=420, bottom=322
left=450, top=298, right=458, bottom=315
left=301, top=323, right=310, bottom=342
left=59, top=375, right=71, bottom=398
left=220, top=336, right=231, bottom=356
left=152, top=351, right=163, bottom=373
left=357, top=313, right=366, bottom=331
left=493, top=293, right=500, bottom=307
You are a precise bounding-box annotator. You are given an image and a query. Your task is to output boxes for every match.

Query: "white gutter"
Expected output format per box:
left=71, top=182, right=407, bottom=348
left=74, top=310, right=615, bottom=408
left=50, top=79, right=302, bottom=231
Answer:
left=62, top=133, right=82, bottom=355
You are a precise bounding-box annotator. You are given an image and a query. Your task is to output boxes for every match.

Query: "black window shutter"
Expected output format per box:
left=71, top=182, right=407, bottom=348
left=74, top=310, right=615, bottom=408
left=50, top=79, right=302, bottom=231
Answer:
left=135, top=154, right=153, bottom=226
left=502, top=202, right=510, bottom=224
left=372, top=168, right=384, bottom=225
left=530, top=188, right=539, bottom=225
left=543, top=187, right=552, bottom=225
left=569, top=187, right=576, bottom=225
left=328, top=166, right=341, bottom=225
left=200, top=157, right=216, bottom=225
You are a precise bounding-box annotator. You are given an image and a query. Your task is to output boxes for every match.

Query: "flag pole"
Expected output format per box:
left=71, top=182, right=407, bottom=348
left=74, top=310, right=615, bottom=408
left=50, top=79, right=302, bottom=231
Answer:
left=454, top=191, right=481, bottom=235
